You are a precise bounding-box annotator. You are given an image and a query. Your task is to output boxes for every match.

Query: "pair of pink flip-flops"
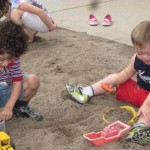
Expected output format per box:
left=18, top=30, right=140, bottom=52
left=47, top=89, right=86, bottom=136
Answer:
left=88, top=14, right=112, bottom=26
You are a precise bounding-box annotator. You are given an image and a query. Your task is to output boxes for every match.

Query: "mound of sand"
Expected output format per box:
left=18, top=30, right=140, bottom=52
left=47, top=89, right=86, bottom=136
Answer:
left=7, top=28, right=149, bottom=150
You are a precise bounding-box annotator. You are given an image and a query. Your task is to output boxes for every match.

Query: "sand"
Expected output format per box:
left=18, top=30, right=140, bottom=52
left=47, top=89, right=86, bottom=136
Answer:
left=6, top=28, right=150, bottom=150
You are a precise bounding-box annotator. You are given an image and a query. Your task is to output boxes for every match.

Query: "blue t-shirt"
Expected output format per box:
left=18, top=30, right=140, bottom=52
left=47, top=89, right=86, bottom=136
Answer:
left=134, top=55, right=150, bottom=91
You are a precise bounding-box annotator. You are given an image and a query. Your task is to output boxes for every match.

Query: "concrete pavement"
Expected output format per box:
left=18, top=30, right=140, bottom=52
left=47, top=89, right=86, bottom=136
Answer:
left=44, top=0, right=150, bottom=46
left=1, top=0, right=150, bottom=46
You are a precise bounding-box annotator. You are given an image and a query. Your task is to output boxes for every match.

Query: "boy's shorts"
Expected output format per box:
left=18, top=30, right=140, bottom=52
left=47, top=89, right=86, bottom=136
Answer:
left=0, top=74, right=28, bottom=107
left=116, top=79, right=149, bottom=107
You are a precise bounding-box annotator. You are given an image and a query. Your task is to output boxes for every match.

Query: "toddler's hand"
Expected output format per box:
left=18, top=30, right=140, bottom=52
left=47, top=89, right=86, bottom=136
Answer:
left=137, top=104, right=150, bottom=122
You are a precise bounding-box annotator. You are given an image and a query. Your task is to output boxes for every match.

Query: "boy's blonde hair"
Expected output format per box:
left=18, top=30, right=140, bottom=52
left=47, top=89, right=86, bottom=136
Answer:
left=131, top=21, right=150, bottom=48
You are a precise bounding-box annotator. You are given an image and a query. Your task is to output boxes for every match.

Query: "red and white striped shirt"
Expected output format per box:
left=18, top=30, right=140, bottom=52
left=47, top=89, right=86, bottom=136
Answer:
left=0, top=58, right=23, bottom=86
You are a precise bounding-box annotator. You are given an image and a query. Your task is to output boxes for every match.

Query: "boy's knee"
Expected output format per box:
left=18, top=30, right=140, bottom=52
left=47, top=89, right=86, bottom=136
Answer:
left=27, top=74, right=40, bottom=90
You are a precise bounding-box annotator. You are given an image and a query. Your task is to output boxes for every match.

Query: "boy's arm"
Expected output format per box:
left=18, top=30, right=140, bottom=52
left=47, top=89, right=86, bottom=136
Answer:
left=137, top=94, right=150, bottom=122
left=116, top=54, right=136, bottom=84
left=0, top=81, right=22, bottom=121
left=18, top=2, right=56, bottom=31
left=5, top=81, right=22, bottom=109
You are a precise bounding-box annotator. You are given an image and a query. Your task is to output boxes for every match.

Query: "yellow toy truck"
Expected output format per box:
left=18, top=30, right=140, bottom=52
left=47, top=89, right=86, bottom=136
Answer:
left=0, top=132, right=14, bottom=150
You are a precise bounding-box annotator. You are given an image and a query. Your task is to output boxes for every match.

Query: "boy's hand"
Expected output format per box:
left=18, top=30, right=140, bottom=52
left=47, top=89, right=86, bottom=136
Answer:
left=137, top=104, right=150, bottom=122
left=0, top=107, right=13, bottom=121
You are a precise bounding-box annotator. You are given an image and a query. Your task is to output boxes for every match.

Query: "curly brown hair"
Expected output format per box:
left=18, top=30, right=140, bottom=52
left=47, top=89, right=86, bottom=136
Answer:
left=0, top=0, right=10, bottom=18
left=0, top=20, right=28, bottom=58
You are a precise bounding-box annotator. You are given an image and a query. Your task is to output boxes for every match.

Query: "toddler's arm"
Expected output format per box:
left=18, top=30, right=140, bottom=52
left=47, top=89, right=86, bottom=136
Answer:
left=92, top=54, right=136, bottom=95
left=116, top=54, right=136, bottom=85
left=137, top=94, right=150, bottom=123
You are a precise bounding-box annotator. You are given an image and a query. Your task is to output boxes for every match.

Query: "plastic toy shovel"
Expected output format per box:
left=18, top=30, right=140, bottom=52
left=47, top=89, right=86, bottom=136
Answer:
left=83, top=121, right=131, bottom=146
left=0, top=120, right=6, bottom=132
left=101, top=83, right=116, bottom=94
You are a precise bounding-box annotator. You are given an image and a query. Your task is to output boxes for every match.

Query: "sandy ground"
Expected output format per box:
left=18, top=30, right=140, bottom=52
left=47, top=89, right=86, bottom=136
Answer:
left=6, top=28, right=150, bottom=150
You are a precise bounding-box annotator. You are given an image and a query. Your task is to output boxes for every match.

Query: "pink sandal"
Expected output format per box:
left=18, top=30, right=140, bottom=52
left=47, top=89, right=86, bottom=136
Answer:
left=88, top=14, right=98, bottom=26
left=102, top=14, right=112, bottom=26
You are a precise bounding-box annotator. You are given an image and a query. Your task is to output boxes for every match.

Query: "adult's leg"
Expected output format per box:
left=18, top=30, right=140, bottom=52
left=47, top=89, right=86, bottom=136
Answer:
left=23, top=25, right=38, bottom=43
left=10, top=9, right=38, bottom=42
left=10, top=8, right=23, bottom=25
left=22, top=12, right=53, bottom=42
left=21, top=12, right=53, bottom=32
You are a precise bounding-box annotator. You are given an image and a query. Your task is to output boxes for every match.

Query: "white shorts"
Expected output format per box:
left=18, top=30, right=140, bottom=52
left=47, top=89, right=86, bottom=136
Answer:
left=21, top=12, right=53, bottom=32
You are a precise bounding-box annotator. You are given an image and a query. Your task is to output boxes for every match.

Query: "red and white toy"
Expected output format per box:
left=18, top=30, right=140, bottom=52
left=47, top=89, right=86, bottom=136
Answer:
left=83, top=121, right=131, bottom=146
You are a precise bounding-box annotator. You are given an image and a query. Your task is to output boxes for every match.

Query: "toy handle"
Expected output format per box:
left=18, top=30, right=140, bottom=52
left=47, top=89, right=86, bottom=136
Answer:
left=101, top=83, right=116, bottom=94
left=108, top=121, right=131, bottom=137
left=120, top=106, right=137, bottom=125
left=109, top=121, right=131, bottom=129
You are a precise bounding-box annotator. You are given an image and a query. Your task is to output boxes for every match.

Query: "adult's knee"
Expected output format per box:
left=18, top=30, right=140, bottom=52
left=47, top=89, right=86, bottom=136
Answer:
left=11, top=9, right=23, bottom=25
